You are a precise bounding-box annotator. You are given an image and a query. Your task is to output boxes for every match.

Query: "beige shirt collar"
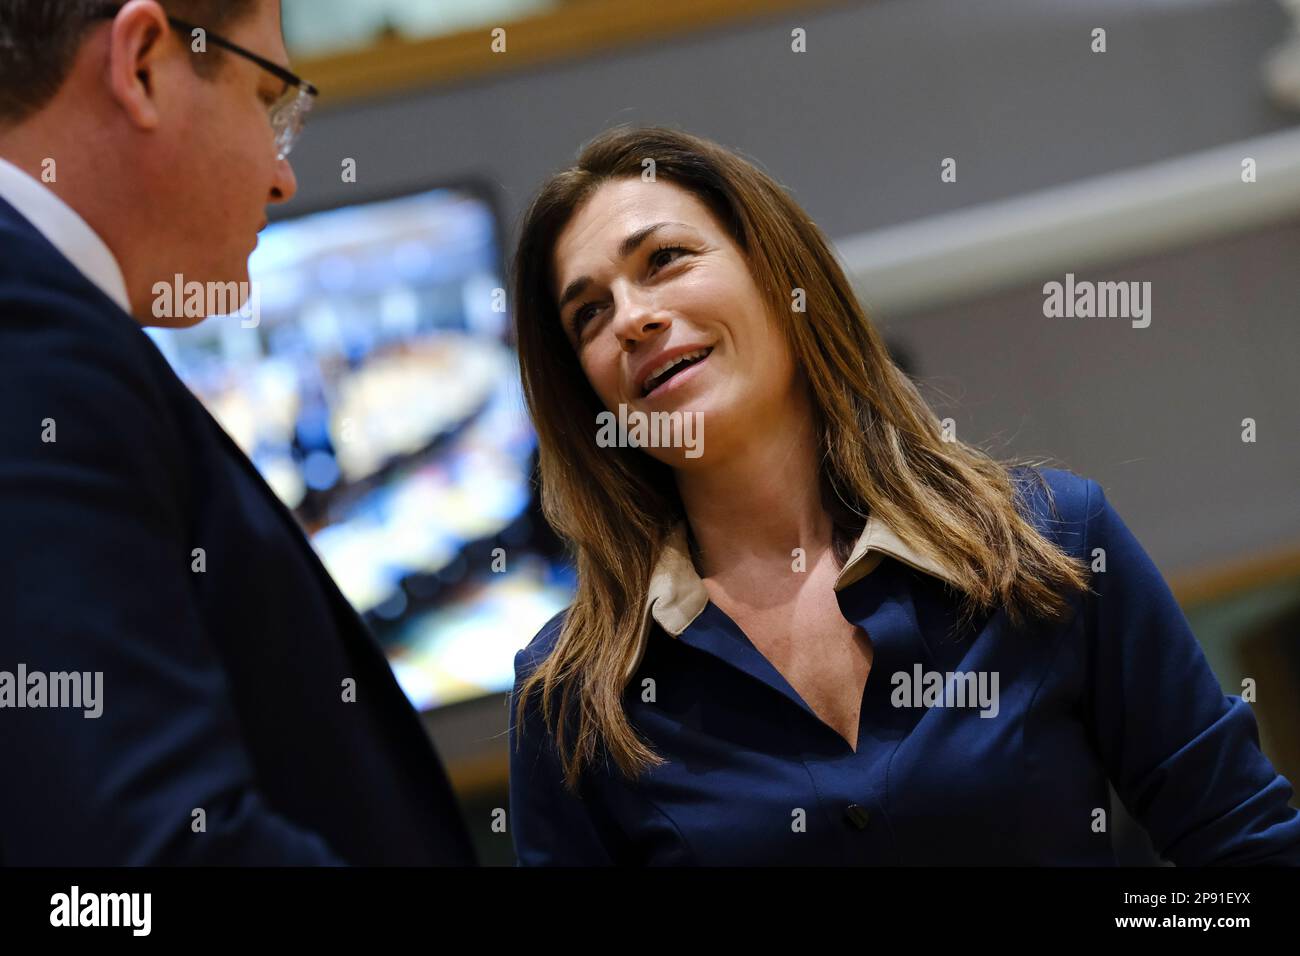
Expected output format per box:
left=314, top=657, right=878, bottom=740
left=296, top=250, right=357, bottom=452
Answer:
left=625, top=516, right=962, bottom=682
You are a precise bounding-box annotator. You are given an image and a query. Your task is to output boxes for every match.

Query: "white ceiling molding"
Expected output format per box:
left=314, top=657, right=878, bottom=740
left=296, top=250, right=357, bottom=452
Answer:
left=836, top=125, right=1300, bottom=316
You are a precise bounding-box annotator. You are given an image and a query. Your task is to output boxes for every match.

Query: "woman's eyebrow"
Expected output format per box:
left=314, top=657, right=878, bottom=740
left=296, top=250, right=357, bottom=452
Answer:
left=556, top=220, right=692, bottom=313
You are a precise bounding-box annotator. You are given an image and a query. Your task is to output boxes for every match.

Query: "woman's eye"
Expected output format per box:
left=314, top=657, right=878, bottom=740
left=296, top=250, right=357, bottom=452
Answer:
left=650, top=245, right=688, bottom=272
left=572, top=303, right=600, bottom=335
left=569, top=246, right=689, bottom=339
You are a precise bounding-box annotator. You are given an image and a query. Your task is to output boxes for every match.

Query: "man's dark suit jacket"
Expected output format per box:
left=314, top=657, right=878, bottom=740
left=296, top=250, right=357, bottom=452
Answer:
left=0, top=198, right=476, bottom=864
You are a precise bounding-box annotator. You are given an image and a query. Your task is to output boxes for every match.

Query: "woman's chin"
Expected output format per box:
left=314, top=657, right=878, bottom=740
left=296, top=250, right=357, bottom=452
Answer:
left=641, top=399, right=746, bottom=470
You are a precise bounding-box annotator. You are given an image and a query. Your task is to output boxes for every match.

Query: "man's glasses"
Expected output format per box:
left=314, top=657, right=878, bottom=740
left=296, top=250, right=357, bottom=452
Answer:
left=92, top=5, right=318, bottom=160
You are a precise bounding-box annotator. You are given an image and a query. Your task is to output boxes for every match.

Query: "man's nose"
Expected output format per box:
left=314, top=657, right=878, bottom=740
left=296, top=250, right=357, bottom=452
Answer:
left=269, top=157, right=299, bottom=205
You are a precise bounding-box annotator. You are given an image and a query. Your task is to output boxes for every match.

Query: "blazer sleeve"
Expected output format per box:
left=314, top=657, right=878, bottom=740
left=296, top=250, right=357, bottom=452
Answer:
left=1082, top=479, right=1300, bottom=865
left=0, top=295, right=347, bottom=865
left=508, top=626, right=619, bottom=866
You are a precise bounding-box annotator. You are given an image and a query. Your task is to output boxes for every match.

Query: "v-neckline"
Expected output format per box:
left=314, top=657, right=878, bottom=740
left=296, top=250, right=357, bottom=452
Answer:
left=693, top=600, right=875, bottom=756
left=671, top=553, right=942, bottom=757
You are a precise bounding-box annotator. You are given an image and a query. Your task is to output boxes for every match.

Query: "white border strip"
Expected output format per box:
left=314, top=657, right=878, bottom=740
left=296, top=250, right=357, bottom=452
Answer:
left=836, top=125, right=1300, bottom=315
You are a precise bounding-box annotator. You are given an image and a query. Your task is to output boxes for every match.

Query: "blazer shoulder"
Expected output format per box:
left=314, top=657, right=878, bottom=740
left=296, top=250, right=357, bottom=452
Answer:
left=0, top=252, right=197, bottom=513
left=0, top=239, right=193, bottom=429
left=514, top=607, right=572, bottom=683
left=1011, top=464, right=1098, bottom=556
left=0, top=270, right=168, bottom=384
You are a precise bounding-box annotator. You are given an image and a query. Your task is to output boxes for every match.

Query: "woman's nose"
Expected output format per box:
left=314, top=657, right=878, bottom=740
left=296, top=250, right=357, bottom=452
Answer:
left=611, top=286, right=670, bottom=351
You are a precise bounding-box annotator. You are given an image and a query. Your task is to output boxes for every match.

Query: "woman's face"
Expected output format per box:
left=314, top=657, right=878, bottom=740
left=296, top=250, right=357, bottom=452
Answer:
left=551, top=177, right=798, bottom=466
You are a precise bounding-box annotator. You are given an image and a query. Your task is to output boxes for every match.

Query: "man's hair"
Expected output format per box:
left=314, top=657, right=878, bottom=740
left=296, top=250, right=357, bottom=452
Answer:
left=0, top=1, right=260, bottom=126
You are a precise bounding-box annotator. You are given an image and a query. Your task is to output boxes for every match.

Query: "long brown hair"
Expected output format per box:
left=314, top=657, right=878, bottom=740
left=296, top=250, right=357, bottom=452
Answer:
left=511, top=125, right=1091, bottom=790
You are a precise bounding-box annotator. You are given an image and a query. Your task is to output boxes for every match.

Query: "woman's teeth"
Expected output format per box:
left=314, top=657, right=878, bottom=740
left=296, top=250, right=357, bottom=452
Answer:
left=643, top=348, right=711, bottom=396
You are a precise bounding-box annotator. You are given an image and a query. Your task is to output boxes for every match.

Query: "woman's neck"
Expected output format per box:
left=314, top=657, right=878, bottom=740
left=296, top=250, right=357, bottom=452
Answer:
left=675, top=401, right=832, bottom=583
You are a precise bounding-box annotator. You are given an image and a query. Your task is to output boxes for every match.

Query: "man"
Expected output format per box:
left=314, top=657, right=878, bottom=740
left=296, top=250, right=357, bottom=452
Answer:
left=0, top=0, right=476, bottom=864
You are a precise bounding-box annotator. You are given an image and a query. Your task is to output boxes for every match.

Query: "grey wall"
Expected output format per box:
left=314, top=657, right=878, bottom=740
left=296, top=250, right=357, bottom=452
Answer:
left=288, top=0, right=1296, bottom=237
left=888, top=217, right=1300, bottom=574
left=283, top=0, right=1299, bottom=575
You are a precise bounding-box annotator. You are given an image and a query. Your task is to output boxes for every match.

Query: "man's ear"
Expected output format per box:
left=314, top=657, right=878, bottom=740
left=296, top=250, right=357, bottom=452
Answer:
left=105, top=1, right=176, bottom=132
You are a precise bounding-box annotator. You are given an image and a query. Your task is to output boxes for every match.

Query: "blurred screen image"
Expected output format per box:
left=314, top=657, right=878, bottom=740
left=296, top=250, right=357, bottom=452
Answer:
left=147, top=185, right=574, bottom=712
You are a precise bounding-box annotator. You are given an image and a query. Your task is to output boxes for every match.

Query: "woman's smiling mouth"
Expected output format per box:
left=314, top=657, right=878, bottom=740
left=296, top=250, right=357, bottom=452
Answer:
left=640, top=346, right=713, bottom=398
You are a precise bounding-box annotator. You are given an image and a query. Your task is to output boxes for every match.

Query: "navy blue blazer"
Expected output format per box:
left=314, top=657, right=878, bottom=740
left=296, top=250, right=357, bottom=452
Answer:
left=509, top=466, right=1300, bottom=865
left=0, top=199, right=475, bottom=865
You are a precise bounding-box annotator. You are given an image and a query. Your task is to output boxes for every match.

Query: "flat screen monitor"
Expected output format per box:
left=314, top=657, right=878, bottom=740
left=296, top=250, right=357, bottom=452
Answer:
left=147, top=182, right=574, bottom=712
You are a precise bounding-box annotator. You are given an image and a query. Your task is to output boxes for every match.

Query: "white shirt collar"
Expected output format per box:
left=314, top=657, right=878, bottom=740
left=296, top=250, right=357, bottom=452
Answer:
left=0, top=156, right=131, bottom=315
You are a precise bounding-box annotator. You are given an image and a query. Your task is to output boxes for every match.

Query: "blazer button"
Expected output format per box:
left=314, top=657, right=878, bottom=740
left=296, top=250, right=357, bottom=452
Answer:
left=844, top=804, right=870, bottom=830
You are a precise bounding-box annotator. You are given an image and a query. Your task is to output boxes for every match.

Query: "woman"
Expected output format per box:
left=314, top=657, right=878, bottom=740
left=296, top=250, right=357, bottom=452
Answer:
left=506, top=125, right=1300, bottom=865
